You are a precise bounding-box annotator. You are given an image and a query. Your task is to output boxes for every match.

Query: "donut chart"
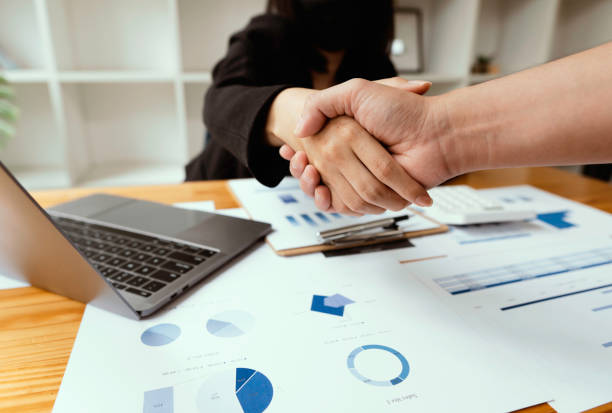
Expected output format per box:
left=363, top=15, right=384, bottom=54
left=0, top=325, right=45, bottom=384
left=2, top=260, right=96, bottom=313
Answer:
left=347, top=344, right=410, bottom=387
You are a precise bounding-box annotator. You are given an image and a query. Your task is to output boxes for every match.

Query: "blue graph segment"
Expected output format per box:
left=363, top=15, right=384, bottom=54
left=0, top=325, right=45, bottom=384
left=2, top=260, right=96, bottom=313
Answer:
left=435, top=247, right=612, bottom=295
left=300, top=214, right=317, bottom=226
left=143, top=387, right=173, bottom=413
left=235, top=368, right=273, bottom=413
left=236, top=368, right=256, bottom=392
left=331, top=212, right=342, bottom=219
left=285, top=215, right=299, bottom=226
left=347, top=345, right=409, bottom=387
left=458, top=233, right=531, bottom=245
left=278, top=194, right=297, bottom=204
left=603, top=342, right=612, bottom=348
left=314, top=212, right=330, bottom=223
left=536, top=211, right=575, bottom=229
left=311, top=295, right=344, bottom=316
left=141, top=324, right=181, bottom=347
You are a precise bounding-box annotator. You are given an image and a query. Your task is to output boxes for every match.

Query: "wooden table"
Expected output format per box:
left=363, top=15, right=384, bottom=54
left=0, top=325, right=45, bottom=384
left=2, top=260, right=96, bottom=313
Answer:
left=1, top=167, right=611, bottom=413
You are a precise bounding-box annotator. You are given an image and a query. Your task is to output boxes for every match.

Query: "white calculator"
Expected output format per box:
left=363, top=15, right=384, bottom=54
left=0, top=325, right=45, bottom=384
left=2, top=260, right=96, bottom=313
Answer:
left=424, top=185, right=536, bottom=225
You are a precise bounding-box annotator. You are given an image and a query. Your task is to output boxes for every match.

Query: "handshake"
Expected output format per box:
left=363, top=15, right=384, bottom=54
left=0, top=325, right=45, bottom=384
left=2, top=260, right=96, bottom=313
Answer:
left=272, top=42, right=612, bottom=216
left=277, top=77, right=461, bottom=216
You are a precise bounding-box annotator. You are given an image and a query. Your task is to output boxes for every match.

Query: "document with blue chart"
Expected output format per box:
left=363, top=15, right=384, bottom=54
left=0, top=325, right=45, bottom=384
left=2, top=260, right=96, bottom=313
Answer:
left=229, top=178, right=446, bottom=255
left=401, top=185, right=612, bottom=413
left=52, top=242, right=548, bottom=413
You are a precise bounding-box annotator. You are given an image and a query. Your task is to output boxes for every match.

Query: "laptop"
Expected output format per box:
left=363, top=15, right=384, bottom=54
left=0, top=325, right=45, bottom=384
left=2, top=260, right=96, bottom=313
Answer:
left=0, top=162, right=271, bottom=319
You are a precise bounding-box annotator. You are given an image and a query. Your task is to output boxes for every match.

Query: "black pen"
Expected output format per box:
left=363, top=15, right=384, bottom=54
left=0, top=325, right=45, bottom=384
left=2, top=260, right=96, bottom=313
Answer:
left=316, top=215, right=410, bottom=242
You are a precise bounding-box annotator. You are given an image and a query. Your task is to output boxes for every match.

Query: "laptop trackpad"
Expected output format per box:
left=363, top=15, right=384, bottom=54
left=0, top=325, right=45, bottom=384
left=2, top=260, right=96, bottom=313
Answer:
left=93, top=201, right=211, bottom=237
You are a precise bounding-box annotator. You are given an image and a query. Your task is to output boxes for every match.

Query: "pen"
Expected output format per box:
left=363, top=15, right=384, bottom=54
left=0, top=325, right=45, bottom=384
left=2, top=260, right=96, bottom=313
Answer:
left=317, top=215, right=410, bottom=242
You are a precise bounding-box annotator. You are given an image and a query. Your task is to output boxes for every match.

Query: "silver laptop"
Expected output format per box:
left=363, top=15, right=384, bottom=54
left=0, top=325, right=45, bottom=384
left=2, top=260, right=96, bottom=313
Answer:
left=0, top=162, right=271, bottom=319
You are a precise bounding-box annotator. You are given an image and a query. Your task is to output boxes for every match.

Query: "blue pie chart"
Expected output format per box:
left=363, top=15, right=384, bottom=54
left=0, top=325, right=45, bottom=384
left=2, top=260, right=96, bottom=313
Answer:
left=140, top=323, right=181, bottom=347
left=196, top=367, right=273, bottom=413
left=206, top=310, right=255, bottom=338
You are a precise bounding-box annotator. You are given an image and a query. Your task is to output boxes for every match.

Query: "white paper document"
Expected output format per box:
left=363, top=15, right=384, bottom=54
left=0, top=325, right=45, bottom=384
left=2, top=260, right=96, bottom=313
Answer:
left=402, top=186, right=612, bottom=412
left=173, top=200, right=216, bottom=212
left=229, top=178, right=440, bottom=251
left=173, top=200, right=250, bottom=220
left=53, top=245, right=548, bottom=413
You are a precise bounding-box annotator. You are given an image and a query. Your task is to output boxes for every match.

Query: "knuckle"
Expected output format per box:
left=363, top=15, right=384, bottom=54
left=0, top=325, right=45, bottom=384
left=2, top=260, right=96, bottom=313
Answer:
left=389, top=199, right=410, bottom=211
left=321, top=142, right=341, bottom=160
left=374, top=159, right=395, bottom=181
left=358, top=182, right=383, bottom=204
left=348, top=78, right=367, bottom=90
left=345, top=196, right=367, bottom=213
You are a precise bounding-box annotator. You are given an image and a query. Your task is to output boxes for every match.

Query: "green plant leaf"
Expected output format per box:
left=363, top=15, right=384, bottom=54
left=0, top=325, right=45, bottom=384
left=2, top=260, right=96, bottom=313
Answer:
left=0, top=100, right=19, bottom=121
left=0, top=85, right=14, bottom=99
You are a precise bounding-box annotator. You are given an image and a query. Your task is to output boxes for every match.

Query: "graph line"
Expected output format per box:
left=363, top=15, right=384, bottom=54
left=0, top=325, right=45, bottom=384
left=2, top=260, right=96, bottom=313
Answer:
left=500, top=283, right=612, bottom=311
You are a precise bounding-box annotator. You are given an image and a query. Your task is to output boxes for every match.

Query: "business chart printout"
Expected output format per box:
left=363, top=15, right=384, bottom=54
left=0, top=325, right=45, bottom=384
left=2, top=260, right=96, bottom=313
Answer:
left=402, top=186, right=612, bottom=413
left=229, top=178, right=440, bottom=251
left=53, top=242, right=548, bottom=413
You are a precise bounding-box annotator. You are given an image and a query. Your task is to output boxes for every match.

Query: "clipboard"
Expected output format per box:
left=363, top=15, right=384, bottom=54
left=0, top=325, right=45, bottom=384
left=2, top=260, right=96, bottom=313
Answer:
left=229, top=178, right=448, bottom=257
left=269, top=208, right=448, bottom=256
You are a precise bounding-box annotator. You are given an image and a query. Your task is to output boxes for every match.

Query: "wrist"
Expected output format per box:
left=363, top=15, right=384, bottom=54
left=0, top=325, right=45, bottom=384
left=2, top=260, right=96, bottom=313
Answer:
left=265, top=88, right=314, bottom=149
left=431, top=89, right=495, bottom=177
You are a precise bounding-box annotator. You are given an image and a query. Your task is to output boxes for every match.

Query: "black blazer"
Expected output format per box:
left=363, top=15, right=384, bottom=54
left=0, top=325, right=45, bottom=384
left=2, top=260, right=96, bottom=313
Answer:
left=185, top=14, right=397, bottom=187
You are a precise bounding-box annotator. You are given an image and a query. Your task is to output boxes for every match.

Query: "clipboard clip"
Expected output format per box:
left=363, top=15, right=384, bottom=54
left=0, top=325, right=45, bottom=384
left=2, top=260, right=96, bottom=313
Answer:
left=316, top=215, right=410, bottom=244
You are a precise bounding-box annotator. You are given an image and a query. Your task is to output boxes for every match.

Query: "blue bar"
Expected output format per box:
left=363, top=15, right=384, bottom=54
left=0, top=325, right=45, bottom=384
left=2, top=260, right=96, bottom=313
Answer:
left=314, top=212, right=330, bottom=223
left=279, top=194, right=298, bottom=204
left=286, top=215, right=299, bottom=226
left=458, top=233, right=531, bottom=244
left=602, top=341, right=612, bottom=348
left=331, top=213, right=342, bottom=219
left=300, top=214, right=317, bottom=226
left=447, top=248, right=612, bottom=295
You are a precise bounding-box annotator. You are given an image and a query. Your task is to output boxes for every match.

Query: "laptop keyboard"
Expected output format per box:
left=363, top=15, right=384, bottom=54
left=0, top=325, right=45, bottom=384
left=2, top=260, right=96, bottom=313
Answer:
left=52, top=216, right=218, bottom=298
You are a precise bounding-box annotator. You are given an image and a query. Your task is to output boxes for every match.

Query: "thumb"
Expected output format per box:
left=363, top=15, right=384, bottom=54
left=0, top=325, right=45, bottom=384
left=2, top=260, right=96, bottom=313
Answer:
left=294, top=78, right=431, bottom=138
left=294, top=78, right=368, bottom=138
left=375, top=77, right=432, bottom=95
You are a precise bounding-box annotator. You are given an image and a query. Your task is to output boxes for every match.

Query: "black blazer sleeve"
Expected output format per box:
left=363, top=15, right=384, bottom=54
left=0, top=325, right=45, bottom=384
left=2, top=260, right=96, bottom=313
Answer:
left=203, top=15, right=307, bottom=187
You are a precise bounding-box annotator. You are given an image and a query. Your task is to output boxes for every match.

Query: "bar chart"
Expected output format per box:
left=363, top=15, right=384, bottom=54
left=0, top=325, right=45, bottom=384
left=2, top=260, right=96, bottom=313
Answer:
left=435, top=247, right=612, bottom=295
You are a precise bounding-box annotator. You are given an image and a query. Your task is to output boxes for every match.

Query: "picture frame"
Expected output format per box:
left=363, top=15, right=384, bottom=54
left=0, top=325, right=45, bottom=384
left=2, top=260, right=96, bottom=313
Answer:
left=391, top=8, right=424, bottom=73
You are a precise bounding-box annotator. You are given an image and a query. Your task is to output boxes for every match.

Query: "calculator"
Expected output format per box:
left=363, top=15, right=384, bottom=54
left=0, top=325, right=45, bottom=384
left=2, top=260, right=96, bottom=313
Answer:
left=423, top=185, right=536, bottom=225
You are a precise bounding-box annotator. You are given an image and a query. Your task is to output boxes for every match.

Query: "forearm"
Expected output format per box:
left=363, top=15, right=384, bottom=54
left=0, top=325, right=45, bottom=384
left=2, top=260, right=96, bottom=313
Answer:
left=265, top=87, right=315, bottom=151
left=440, top=42, right=612, bottom=175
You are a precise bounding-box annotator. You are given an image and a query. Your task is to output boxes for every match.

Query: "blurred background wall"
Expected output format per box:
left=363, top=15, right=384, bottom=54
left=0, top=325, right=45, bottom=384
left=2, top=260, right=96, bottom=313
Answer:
left=0, top=0, right=610, bottom=190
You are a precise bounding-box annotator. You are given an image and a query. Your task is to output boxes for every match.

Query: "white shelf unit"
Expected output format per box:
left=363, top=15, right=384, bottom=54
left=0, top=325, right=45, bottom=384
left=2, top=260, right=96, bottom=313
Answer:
left=1, top=0, right=610, bottom=189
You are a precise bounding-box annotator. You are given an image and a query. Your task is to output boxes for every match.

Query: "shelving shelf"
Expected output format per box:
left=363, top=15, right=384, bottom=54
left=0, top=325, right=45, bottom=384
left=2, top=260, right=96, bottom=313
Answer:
left=1, top=0, right=610, bottom=190
left=57, top=71, right=176, bottom=83
left=3, top=70, right=49, bottom=83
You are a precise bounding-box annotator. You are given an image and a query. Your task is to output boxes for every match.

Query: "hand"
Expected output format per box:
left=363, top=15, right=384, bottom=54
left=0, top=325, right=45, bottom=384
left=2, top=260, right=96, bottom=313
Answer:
left=281, top=78, right=454, bottom=210
left=286, top=115, right=430, bottom=216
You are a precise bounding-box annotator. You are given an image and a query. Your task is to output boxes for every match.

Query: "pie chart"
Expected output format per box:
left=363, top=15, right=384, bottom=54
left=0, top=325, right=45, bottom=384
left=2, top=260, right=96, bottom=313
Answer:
left=140, top=323, right=181, bottom=347
left=206, top=310, right=255, bottom=338
left=196, top=368, right=273, bottom=413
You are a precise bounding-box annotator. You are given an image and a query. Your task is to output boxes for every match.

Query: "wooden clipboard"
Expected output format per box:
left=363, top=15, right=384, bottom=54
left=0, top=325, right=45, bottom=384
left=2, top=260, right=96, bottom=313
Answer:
left=242, top=206, right=448, bottom=257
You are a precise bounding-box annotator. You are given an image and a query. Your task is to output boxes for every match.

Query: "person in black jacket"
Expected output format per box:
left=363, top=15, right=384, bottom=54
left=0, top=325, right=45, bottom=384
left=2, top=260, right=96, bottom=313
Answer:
left=186, top=0, right=431, bottom=215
